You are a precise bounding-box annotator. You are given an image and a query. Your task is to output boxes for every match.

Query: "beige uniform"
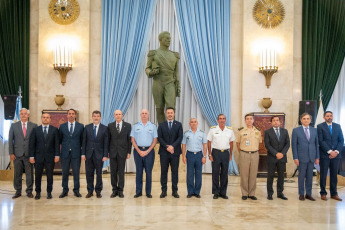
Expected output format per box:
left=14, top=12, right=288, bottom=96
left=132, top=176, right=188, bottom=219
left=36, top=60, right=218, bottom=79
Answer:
left=237, top=126, right=262, bottom=196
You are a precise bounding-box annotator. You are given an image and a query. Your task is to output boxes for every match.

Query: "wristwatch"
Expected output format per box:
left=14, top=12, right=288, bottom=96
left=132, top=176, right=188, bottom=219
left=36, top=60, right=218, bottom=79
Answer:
left=203, top=155, right=207, bottom=158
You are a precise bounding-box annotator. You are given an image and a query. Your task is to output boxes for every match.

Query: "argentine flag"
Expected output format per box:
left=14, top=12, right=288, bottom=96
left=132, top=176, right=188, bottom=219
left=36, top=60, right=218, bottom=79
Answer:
left=13, top=96, right=22, bottom=122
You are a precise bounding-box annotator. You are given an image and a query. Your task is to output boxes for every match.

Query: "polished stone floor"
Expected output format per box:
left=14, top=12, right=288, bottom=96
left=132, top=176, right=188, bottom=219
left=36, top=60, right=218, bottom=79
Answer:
left=0, top=174, right=344, bottom=230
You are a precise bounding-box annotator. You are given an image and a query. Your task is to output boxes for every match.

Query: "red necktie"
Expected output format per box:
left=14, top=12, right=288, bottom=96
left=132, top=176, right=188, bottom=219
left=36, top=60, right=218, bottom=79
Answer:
left=23, top=123, right=27, bottom=138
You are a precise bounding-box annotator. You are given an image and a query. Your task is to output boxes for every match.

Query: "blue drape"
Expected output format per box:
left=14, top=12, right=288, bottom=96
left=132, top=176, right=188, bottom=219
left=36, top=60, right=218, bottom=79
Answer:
left=101, top=0, right=157, bottom=126
left=174, top=0, right=231, bottom=126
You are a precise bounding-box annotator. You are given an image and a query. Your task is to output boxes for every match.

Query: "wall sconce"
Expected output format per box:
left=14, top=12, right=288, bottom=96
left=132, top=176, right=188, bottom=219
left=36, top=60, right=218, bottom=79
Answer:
left=53, top=44, right=72, bottom=85
left=259, top=48, right=278, bottom=88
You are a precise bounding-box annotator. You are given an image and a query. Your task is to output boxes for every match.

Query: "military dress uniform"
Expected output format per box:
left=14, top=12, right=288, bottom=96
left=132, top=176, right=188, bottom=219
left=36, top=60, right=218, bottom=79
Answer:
left=130, top=121, right=158, bottom=195
left=237, top=126, right=262, bottom=197
left=207, top=125, right=236, bottom=196
left=182, top=129, right=207, bottom=196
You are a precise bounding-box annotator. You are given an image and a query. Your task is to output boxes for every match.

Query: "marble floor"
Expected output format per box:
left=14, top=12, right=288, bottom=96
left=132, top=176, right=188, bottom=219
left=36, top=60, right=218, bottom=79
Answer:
left=0, top=174, right=344, bottom=230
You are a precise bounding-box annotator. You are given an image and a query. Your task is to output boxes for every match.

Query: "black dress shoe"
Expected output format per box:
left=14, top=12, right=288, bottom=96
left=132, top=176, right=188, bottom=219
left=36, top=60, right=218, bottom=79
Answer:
left=134, top=193, right=142, bottom=198
left=242, top=196, right=248, bottom=200
left=187, top=194, right=193, bottom=198
left=27, top=193, right=34, bottom=198
left=59, top=192, right=68, bottom=198
left=248, top=196, right=257, bottom=200
left=35, top=193, right=41, bottom=200
left=299, top=195, right=305, bottom=201
left=74, top=192, right=82, bottom=198
left=146, top=194, right=152, bottom=198
left=213, top=194, right=219, bottom=199
left=195, top=194, right=201, bottom=198
left=160, top=191, right=167, bottom=198
left=220, top=195, right=228, bottom=199
left=172, top=192, right=180, bottom=198
left=47, top=193, right=52, bottom=199
left=96, top=193, right=102, bottom=198
left=267, top=195, right=273, bottom=200
left=85, top=192, right=93, bottom=198
left=12, top=193, right=21, bottom=199
left=277, top=194, right=288, bottom=200
left=110, top=192, right=118, bottom=198
left=118, top=192, right=124, bottom=198
left=305, top=195, right=315, bottom=201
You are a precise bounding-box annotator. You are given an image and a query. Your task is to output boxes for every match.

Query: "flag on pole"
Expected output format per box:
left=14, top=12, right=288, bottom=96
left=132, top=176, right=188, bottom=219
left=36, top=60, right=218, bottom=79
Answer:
left=315, top=90, right=324, bottom=126
left=13, top=96, right=22, bottom=123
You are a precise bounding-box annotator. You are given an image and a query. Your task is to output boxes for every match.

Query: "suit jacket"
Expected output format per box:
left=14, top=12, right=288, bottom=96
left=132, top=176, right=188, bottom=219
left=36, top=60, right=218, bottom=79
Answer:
left=292, top=126, right=319, bottom=163
left=59, top=122, right=84, bottom=159
left=8, top=121, right=37, bottom=157
left=29, top=125, right=60, bottom=163
left=158, top=120, right=183, bottom=155
left=317, top=122, right=344, bottom=159
left=108, top=121, right=132, bottom=158
left=264, top=127, right=290, bottom=163
left=82, top=123, right=109, bottom=160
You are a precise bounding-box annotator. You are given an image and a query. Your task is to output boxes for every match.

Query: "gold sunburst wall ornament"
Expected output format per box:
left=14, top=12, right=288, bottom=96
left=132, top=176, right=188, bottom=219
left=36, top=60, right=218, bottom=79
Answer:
left=252, top=0, right=285, bottom=29
left=48, top=0, right=80, bottom=25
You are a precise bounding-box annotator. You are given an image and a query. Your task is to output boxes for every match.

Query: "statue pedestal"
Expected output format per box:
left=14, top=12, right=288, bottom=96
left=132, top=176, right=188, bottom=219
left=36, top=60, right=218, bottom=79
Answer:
left=144, top=144, right=186, bottom=182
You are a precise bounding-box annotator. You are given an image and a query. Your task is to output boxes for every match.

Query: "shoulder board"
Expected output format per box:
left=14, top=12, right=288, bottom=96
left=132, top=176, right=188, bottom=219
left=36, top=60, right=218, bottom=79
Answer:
left=133, top=122, right=139, bottom=125
left=254, top=126, right=261, bottom=131
left=238, top=127, right=244, bottom=131
left=199, top=130, right=204, bottom=132
left=210, top=126, right=216, bottom=129
left=173, top=51, right=180, bottom=59
left=184, top=130, right=189, bottom=134
left=148, top=50, right=156, bottom=57
left=227, top=126, right=232, bottom=130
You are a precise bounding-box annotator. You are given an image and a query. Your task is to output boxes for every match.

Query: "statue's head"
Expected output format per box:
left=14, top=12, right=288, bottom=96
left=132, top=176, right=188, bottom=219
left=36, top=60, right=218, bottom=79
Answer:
left=158, top=31, right=171, bottom=47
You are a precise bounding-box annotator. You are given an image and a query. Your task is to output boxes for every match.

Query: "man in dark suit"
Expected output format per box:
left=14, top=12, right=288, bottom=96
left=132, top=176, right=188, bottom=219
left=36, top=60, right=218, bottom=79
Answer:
left=108, top=110, right=131, bottom=198
left=292, top=112, right=319, bottom=201
left=59, top=108, right=84, bottom=198
left=317, top=111, right=344, bottom=201
left=158, top=107, right=183, bottom=198
left=29, top=112, right=60, bottom=200
left=8, top=108, right=37, bottom=199
left=264, top=115, right=290, bottom=200
left=82, top=110, right=108, bottom=198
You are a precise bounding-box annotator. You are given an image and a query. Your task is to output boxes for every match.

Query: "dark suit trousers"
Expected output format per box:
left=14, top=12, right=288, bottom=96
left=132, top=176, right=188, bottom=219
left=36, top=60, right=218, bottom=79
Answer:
left=298, top=162, right=314, bottom=195
left=160, top=152, right=180, bottom=193
left=61, top=154, right=81, bottom=193
left=134, top=148, right=155, bottom=194
left=320, top=158, right=340, bottom=196
left=85, top=153, right=104, bottom=193
left=110, top=155, right=126, bottom=193
left=267, top=160, right=286, bottom=196
left=211, top=149, right=229, bottom=195
left=13, top=156, right=33, bottom=194
left=35, top=161, right=55, bottom=193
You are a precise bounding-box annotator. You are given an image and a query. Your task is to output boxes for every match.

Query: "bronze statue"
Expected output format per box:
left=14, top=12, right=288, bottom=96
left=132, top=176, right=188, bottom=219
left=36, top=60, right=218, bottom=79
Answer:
left=145, top=31, right=180, bottom=124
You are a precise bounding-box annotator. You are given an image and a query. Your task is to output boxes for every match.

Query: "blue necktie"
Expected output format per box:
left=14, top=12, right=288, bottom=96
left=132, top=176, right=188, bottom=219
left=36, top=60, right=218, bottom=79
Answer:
left=94, top=126, right=97, bottom=138
left=169, top=121, right=172, bottom=130
left=69, top=123, right=73, bottom=136
left=329, top=125, right=332, bottom=135
left=275, top=128, right=280, bottom=140
left=44, top=126, right=48, bottom=140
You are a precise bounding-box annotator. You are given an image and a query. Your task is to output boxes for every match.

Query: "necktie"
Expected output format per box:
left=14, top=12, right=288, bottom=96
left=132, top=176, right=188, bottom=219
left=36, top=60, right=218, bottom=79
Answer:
left=94, top=126, right=97, bottom=138
left=169, top=121, right=172, bottom=130
left=329, top=125, right=332, bottom=135
left=116, top=123, right=120, bottom=133
left=23, top=123, right=27, bottom=138
left=69, top=123, right=73, bottom=136
left=44, top=126, right=48, bottom=140
left=304, top=127, right=310, bottom=141
left=275, top=128, right=280, bottom=140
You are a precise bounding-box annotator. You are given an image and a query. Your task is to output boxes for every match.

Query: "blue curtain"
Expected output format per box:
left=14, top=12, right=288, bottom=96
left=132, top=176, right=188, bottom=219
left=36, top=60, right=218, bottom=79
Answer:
left=174, top=0, right=231, bottom=126
left=101, top=0, right=157, bottom=126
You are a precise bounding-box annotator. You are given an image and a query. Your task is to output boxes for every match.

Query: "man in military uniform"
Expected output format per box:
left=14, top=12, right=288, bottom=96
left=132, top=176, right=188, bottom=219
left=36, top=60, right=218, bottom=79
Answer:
left=182, top=118, right=207, bottom=198
left=207, top=114, right=235, bottom=199
left=237, top=113, right=262, bottom=200
left=145, top=31, right=180, bottom=124
left=131, top=109, right=158, bottom=198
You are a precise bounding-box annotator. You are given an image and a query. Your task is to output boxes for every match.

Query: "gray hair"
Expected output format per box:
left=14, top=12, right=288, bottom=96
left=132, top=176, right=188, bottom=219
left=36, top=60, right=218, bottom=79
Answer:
left=20, top=108, right=30, bottom=114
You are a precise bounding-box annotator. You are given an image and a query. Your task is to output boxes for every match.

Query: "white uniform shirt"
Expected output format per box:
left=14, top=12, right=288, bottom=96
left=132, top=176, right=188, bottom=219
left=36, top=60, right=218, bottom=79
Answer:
left=207, top=125, right=235, bottom=150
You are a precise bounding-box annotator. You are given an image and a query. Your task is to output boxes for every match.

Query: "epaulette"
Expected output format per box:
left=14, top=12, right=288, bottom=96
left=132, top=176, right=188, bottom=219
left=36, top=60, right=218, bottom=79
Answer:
left=148, top=50, right=156, bottom=57
left=133, top=122, right=139, bottom=125
left=173, top=51, right=180, bottom=59
left=210, top=126, right=216, bottom=129
left=238, top=127, right=244, bottom=131
left=184, top=130, right=189, bottom=134
left=227, top=126, right=232, bottom=130
left=254, top=126, right=260, bottom=131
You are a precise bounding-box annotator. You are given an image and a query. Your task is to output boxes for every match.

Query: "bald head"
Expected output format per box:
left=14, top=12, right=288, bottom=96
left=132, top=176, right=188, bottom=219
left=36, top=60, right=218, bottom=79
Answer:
left=114, top=110, right=123, bottom=123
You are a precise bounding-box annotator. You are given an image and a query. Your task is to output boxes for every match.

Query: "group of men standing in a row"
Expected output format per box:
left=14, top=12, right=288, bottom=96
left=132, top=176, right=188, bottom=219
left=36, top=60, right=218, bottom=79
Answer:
left=9, top=107, right=343, bottom=202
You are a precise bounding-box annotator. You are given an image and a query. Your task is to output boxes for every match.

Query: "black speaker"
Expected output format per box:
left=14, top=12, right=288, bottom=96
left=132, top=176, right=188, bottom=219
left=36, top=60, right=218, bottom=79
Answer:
left=3, top=95, right=17, bottom=120
left=298, top=100, right=317, bottom=127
